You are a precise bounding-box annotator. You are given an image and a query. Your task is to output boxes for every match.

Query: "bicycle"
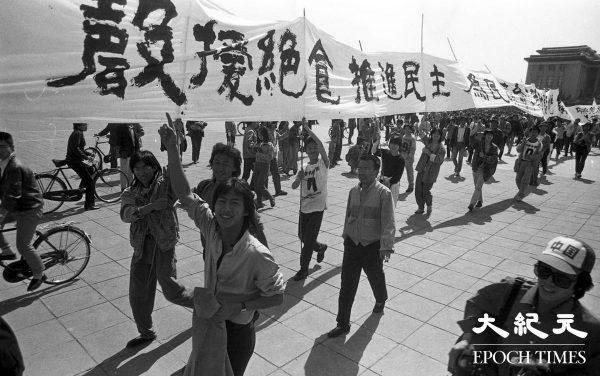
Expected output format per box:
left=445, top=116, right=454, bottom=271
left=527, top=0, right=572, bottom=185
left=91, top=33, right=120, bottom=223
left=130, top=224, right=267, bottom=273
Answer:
left=85, top=135, right=112, bottom=171
left=0, top=222, right=91, bottom=285
left=35, top=159, right=130, bottom=214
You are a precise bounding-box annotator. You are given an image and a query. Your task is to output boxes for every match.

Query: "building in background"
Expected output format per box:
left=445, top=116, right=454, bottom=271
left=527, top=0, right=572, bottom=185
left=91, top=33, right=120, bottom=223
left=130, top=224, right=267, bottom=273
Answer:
left=525, top=45, right=600, bottom=105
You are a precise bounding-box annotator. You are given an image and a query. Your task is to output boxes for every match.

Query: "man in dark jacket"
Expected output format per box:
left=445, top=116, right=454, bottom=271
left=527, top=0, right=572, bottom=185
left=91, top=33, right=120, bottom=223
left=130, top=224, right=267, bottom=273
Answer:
left=67, top=123, right=97, bottom=210
left=0, top=132, right=47, bottom=291
left=186, top=120, right=207, bottom=164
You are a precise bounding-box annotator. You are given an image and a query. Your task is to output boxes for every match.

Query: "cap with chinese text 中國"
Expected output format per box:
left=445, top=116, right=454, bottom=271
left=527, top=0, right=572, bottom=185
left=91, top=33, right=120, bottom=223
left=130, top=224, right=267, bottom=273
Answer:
left=535, top=236, right=596, bottom=275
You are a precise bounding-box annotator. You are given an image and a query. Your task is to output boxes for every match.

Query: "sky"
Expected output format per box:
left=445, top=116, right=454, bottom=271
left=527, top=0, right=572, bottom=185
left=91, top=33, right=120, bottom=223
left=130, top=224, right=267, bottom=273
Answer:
left=219, top=0, right=600, bottom=83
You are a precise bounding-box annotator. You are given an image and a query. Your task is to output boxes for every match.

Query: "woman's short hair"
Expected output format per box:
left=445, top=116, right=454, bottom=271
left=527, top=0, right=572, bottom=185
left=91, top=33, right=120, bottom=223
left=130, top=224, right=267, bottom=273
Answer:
left=209, top=143, right=242, bottom=178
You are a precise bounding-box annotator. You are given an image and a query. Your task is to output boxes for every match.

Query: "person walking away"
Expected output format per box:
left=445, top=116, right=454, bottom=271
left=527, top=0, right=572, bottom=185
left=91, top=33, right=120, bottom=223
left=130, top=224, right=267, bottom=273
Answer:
left=450, top=117, right=470, bottom=178
left=347, top=118, right=357, bottom=145
left=66, top=123, right=98, bottom=210
left=564, top=119, right=580, bottom=157
left=513, top=126, right=542, bottom=202
left=327, top=153, right=395, bottom=338
left=265, top=122, right=287, bottom=196
left=537, top=122, right=551, bottom=179
left=573, top=123, right=593, bottom=179
left=291, top=123, right=329, bottom=281
left=186, top=121, right=207, bottom=164
left=285, top=122, right=301, bottom=175
left=375, top=136, right=405, bottom=207
left=400, top=124, right=417, bottom=193
left=241, top=122, right=258, bottom=182
left=120, top=150, right=193, bottom=348
left=468, top=129, right=498, bottom=211
left=159, top=121, right=285, bottom=376
left=253, top=128, right=276, bottom=209
left=444, top=119, right=457, bottom=160
left=553, top=119, right=566, bottom=159
left=414, top=128, right=446, bottom=216
left=0, top=132, right=46, bottom=291
left=225, top=121, right=236, bottom=147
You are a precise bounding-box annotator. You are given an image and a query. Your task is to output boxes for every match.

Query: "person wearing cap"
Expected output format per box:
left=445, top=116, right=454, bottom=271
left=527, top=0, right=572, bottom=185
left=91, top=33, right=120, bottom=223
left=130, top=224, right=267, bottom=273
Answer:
left=448, top=236, right=600, bottom=376
left=468, top=128, right=498, bottom=212
left=66, top=122, right=97, bottom=210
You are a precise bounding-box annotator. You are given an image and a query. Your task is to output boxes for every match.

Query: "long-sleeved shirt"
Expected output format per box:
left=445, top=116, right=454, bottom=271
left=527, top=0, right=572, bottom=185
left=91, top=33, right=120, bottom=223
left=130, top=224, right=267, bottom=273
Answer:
left=342, top=181, right=395, bottom=251
left=186, top=194, right=285, bottom=325
left=0, top=155, right=43, bottom=212
left=375, top=149, right=405, bottom=185
left=66, top=130, right=88, bottom=162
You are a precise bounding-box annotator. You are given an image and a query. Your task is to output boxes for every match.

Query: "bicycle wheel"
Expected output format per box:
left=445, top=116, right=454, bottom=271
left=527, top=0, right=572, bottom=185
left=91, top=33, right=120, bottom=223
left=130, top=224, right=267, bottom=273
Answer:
left=34, top=226, right=91, bottom=284
left=94, top=168, right=128, bottom=203
left=85, top=147, right=103, bottom=171
left=35, top=173, right=66, bottom=214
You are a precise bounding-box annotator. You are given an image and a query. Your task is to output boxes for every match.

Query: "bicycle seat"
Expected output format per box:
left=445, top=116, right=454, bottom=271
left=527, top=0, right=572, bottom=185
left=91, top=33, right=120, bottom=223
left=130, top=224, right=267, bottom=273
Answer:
left=52, top=159, right=69, bottom=167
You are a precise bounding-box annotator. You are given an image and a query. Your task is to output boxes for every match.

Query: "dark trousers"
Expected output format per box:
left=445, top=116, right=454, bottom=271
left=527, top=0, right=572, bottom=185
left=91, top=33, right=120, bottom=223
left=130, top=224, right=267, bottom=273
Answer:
left=348, top=126, right=355, bottom=144
left=467, top=145, right=474, bottom=163
left=269, top=158, right=282, bottom=193
left=67, top=160, right=95, bottom=207
left=226, top=312, right=258, bottom=376
left=575, top=150, right=589, bottom=174
left=554, top=139, right=564, bottom=158
left=129, top=239, right=192, bottom=338
left=336, top=238, right=387, bottom=327
left=497, top=141, right=506, bottom=159
left=334, top=137, right=343, bottom=161
left=298, top=211, right=325, bottom=271
left=415, top=172, right=433, bottom=209
left=540, top=149, right=550, bottom=174
left=190, top=135, right=203, bottom=162
left=445, top=140, right=452, bottom=158
left=564, top=135, right=574, bottom=155
left=242, top=157, right=255, bottom=182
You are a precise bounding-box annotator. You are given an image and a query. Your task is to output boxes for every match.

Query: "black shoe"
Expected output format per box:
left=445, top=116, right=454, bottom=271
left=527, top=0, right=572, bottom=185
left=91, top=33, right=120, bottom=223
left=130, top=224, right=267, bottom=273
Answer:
left=85, top=205, right=100, bottom=211
left=293, top=269, right=308, bottom=281
left=275, top=190, right=288, bottom=196
left=316, top=244, right=327, bottom=263
left=27, top=274, right=47, bottom=292
left=327, top=325, right=350, bottom=338
left=468, top=204, right=474, bottom=212
left=126, top=335, right=156, bottom=348
left=414, top=208, right=424, bottom=214
left=269, top=197, right=276, bottom=207
left=475, top=201, right=482, bottom=208
left=373, top=302, right=385, bottom=314
left=405, top=187, right=414, bottom=193
left=0, top=253, right=17, bottom=261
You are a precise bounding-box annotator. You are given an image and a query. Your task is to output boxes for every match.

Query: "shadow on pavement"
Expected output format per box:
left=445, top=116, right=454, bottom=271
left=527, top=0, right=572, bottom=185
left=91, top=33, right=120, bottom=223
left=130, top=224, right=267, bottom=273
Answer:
left=81, top=329, right=192, bottom=376
left=395, top=198, right=539, bottom=243
left=255, top=265, right=342, bottom=333
left=444, top=174, right=466, bottom=184
left=303, top=314, right=382, bottom=376
left=0, top=281, right=77, bottom=316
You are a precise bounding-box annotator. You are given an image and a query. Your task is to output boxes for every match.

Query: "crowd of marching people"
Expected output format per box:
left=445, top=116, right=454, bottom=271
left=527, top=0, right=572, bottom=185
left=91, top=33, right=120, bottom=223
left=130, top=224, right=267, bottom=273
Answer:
left=1, top=108, right=599, bottom=376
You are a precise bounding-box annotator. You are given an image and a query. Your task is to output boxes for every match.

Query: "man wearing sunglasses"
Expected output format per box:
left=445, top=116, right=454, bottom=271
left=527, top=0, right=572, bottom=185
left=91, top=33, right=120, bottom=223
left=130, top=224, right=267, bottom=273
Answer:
left=448, top=236, right=599, bottom=376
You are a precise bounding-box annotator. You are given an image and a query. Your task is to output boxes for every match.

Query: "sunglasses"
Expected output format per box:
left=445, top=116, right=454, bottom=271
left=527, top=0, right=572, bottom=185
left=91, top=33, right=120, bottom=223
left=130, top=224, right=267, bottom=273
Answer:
left=534, top=263, right=576, bottom=289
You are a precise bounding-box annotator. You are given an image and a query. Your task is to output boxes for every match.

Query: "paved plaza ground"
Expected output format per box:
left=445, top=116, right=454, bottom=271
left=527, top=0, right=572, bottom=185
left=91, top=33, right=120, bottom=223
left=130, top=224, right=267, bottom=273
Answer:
left=1, top=122, right=599, bottom=376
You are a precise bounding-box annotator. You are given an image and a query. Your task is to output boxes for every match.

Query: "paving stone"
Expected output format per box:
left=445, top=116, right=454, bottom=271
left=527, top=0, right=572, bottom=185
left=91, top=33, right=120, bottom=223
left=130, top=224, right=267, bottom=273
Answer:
left=42, top=285, right=107, bottom=317
left=254, top=323, right=315, bottom=367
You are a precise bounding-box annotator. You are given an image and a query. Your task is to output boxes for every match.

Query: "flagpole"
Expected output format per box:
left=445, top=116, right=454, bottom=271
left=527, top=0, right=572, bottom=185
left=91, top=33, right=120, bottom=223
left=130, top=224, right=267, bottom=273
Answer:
left=447, top=37, right=458, bottom=62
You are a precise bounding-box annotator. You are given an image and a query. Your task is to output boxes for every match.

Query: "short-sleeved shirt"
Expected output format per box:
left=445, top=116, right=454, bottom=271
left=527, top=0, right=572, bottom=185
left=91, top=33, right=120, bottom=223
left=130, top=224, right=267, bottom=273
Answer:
left=186, top=195, right=285, bottom=324
left=299, top=159, right=328, bottom=213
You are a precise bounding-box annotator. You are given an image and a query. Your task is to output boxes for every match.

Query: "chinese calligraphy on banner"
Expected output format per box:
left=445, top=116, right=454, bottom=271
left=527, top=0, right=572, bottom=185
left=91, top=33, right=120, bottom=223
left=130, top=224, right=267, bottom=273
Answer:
left=0, top=0, right=568, bottom=122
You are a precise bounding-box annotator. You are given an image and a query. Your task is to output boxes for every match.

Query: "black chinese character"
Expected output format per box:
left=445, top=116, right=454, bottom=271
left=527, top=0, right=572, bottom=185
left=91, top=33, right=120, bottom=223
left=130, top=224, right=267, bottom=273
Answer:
left=483, top=79, right=509, bottom=102
left=349, top=57, right=377, bottom=103
left=190, top=20, right=217, bottom=89
left=402, top=61, right=425, bottom=101
left=278, top=29, right=306, bottom=98
left=47, top=0, right=130, bottom=99
left=378, top=62, right=402, bottom=100
left=464, top=73, right=488, bottom=100
left=308, top=39, right=339, bottom=105
left=256, top=30, right=277, bottom=96
left=430, top=64, right=450, bottom=98
left=213, top=29, right=254, bottom=105
left=131, top=0, right=187, bottom=106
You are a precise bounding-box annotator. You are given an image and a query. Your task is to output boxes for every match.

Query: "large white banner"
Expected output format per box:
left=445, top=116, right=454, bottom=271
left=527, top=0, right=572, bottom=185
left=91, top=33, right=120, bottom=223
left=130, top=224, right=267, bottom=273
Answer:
left=0, top=0, right=556, bottom=125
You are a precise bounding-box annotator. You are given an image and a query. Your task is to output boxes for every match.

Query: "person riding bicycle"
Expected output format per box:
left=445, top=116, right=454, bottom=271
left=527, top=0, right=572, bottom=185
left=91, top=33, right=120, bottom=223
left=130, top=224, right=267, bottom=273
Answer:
left=66, top=123, right=97, bottom=210
left=0, top=132, right=47, bottom=291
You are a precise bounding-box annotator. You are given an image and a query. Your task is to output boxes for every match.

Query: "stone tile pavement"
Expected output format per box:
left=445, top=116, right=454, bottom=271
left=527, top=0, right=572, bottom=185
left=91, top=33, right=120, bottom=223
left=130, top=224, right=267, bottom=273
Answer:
left=1, top=122, right=599, bottom=376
